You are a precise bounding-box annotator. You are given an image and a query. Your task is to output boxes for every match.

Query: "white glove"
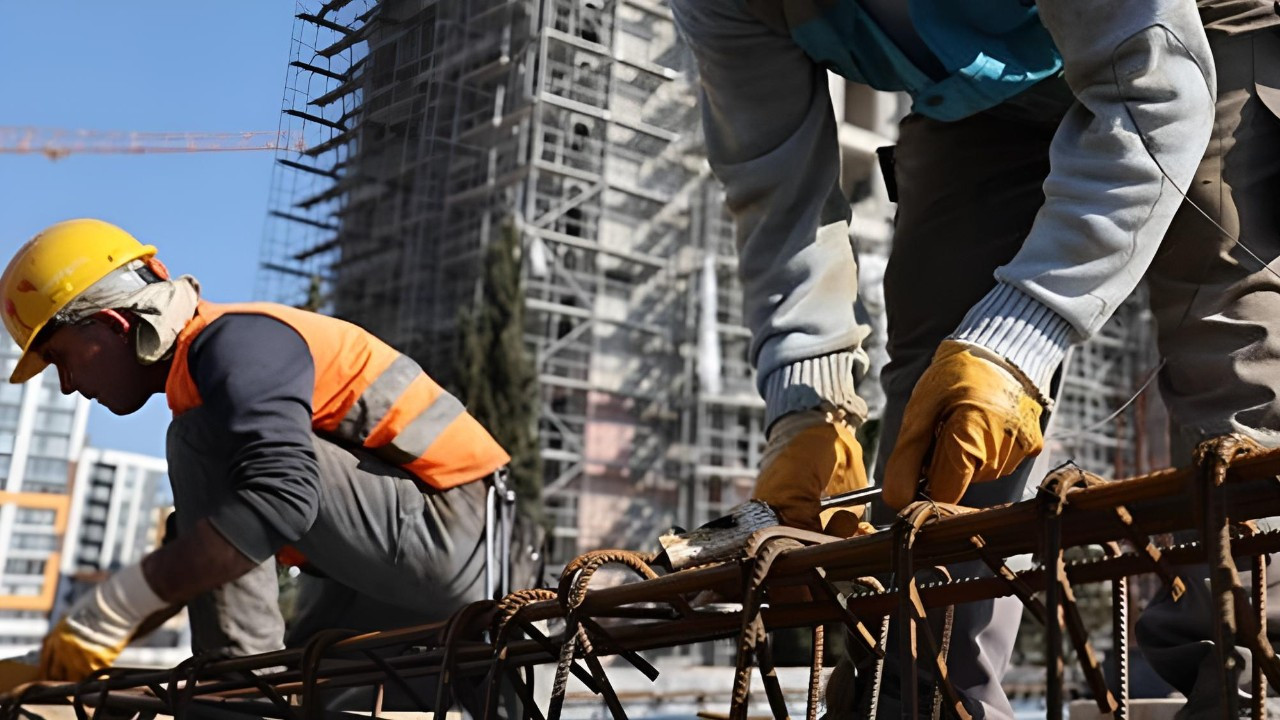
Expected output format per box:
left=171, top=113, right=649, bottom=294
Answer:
left=41, top=562, right=167, bottom=680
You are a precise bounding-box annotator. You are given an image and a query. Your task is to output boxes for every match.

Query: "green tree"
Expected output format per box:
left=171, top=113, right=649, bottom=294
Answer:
left=299, top=274, right=327, bottom=312
left=456, top=220, right=543, bottom=524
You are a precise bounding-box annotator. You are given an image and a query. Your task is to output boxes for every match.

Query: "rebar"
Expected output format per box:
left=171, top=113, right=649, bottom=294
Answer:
left=8, top=437, right=1280, bottom=719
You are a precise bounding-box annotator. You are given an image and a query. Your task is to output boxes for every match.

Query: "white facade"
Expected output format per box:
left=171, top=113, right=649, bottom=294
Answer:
left=0, top=342, right=90, bottom=657
left=62, top=449, right=169, bottom=577
left=60, top=448, right=190, bottom=667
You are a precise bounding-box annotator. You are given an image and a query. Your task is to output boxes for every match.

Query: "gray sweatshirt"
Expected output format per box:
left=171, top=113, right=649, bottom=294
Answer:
left=952, top=1, right=1216, bottom=392
left=755, top=0, right=1216, bottom=424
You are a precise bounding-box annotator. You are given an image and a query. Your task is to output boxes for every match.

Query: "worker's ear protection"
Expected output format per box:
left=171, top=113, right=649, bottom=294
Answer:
left=78, top=255, right=166, bottom=340
left=86, top=309, right=132, bottom=337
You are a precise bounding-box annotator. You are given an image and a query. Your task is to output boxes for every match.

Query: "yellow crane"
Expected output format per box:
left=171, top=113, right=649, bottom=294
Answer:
left=0, top=127, right=305, bottom=160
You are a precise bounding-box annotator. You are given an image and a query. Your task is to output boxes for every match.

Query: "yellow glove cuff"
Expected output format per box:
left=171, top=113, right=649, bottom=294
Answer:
left=39, top=618, right=126, bottom=682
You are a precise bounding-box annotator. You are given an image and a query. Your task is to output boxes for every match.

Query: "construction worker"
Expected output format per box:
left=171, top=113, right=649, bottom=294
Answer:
left=0, top=219, right=510, bottom=684
left=670, top=0, right=1217, bottom=716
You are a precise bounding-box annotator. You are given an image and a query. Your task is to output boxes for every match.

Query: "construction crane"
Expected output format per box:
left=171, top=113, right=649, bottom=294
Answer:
left=0, top=126, right=306, bottom=160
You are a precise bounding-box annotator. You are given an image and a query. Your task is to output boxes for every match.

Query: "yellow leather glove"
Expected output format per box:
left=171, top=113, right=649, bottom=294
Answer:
left=883, top=340, right=1047, bottom=510
left=38, top=562, right=166, bottom=682
left=0, top=657, right=41, bottom=693
left=752, top=409, right=869, bottom=534
left=39, top=618, right=126, bottom=682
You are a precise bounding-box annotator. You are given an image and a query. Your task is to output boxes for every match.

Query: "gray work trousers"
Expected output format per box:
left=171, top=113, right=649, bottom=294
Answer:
left=873, top=84, right=1073, bottom=719
left=168, top=406, right=489, bottom=660
left=1135, top=28, right=1280, bottom=718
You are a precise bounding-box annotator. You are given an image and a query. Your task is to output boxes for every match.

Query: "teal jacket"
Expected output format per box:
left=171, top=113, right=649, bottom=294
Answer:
left=772, top=0, right=1063, bottom=120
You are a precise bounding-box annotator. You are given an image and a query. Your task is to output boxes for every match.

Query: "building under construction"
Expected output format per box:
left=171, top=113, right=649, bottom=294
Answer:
left=258, top=0, right=1164, bottom=570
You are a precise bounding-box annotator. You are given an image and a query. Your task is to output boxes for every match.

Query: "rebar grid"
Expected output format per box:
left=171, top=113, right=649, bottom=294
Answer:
left=9, top=435, right=1280, bottom=719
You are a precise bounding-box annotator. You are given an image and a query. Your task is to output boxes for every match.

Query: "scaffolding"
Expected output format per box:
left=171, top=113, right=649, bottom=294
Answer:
left=1048, top=288, right=1168, bottom=479
left=259, top=0, right=762, bottom=568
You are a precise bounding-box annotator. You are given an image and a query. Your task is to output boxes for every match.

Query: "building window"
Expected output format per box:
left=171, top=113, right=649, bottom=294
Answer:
left=0, top=405, right=18, bottom=431
left=25, top=458, right=67, bottom=484
left=13, top=508, right=55, bottom=526
left=0, top=384, right=22, bottom=406
left=0, top=611, right=44, bottom=620
left=27, top=433, right=68, bottom=458
left=11, top=533, right=59, bottom=552
left=0, top=634, right=42, bottom=645
left=3, top=559, right=44, bottom=576
left=33, top=410, right=73, bottom=434
left=21, top=480, right=67, bottom=494
left=39, top=377, right=78, bottom=409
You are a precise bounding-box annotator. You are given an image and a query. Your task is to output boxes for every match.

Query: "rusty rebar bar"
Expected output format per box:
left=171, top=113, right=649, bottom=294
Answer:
left=9, top=439, right=1280, bottom=719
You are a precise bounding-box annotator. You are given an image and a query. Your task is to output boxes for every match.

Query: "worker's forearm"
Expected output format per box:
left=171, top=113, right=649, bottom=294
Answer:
left=140, top=518, right=259, bottom=605
left=682, top=22, right=867, bottom=429
left=132, top=603, right=184, bottom=641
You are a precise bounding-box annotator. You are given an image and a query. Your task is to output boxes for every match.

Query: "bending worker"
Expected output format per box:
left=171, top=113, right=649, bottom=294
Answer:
left=671, top=0, right=1218, bottom=716
left=0, top=219, right=508, bottom=681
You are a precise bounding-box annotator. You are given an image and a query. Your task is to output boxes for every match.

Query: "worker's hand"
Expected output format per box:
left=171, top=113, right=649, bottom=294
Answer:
left=753, top=409, right=868, bottom=534
left=39, top=619, right=126, bottom=682
left=0, top=656, right=41, bottom=693
left=883, top=340, right=1046, bottom=510
left=39, top=563, right=166, bottom=682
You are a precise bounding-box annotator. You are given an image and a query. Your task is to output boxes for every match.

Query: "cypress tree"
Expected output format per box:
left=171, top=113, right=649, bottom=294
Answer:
left=299, top=274, right=326, bottom=312
left=456, top=219, right=543, bottom=524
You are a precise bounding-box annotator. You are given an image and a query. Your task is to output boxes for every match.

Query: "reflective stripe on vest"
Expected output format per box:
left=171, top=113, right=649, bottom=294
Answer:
left=335, top=353, right=421, bottom=443
left=166, top=300, right=509, bottom=489
left=377, top=392, right=467, bottom=466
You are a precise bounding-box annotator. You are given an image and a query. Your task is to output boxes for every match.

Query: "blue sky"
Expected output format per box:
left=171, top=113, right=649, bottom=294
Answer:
left=0, top=2, right=298, bottom=457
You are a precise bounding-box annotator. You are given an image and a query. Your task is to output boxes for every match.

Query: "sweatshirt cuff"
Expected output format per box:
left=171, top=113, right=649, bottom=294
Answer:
left=762, top=351, right=868, bottom=431
left=951, top=282, right=1073, bottom=394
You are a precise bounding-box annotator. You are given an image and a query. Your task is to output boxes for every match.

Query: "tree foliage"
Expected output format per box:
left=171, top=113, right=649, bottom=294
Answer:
left=455, top=220, right=543, bottom=523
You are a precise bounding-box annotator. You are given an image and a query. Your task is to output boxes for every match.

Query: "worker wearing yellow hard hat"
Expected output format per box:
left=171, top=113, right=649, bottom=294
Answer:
left=2, top=219, right=161, bottom=384
left=0, top=219, right=517, bottom=711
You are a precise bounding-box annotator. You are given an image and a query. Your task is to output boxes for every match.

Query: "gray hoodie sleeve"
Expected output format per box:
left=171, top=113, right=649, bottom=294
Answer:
left=187, top=314, right=321, bottom=563
left=670, top=0, right=869, bottom=431
left=955, top=0, right=1216, bottom=389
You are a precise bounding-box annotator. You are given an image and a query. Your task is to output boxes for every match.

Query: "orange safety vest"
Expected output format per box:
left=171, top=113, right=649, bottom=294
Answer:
left=166, top=300, right=510, bottom=489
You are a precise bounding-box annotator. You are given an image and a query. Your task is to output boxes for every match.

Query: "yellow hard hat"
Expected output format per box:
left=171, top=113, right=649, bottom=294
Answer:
left=1, top=219, right=156, bottom=384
